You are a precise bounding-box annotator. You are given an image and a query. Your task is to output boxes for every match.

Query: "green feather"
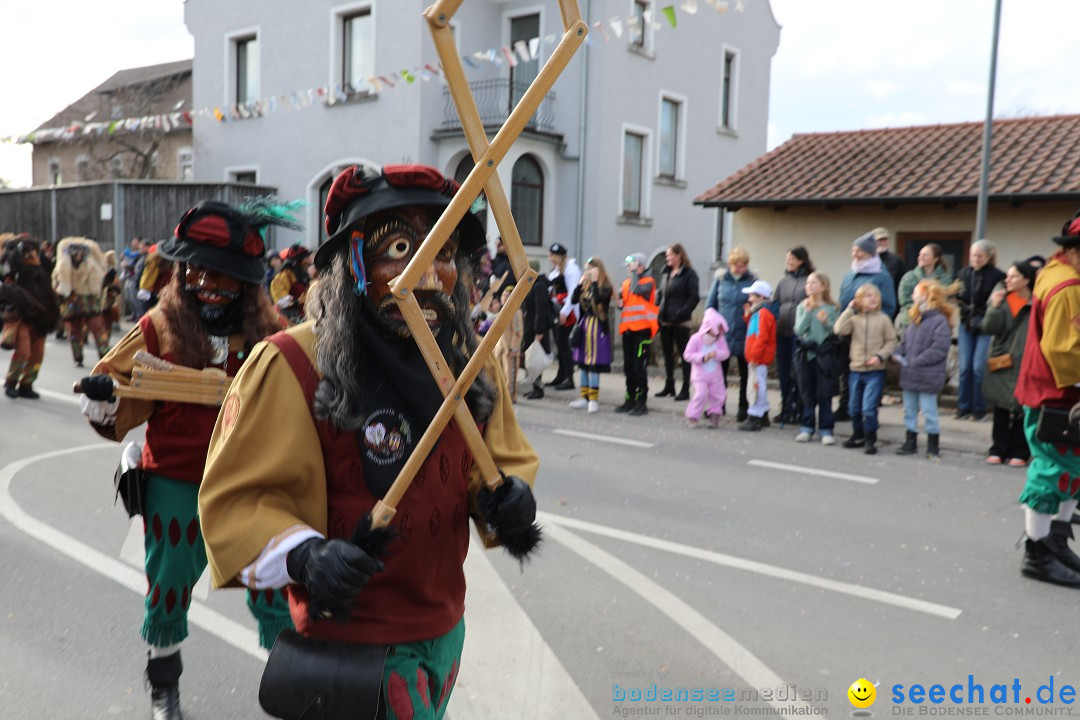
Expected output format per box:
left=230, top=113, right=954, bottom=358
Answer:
left=234, top=196, right=306, bottom=232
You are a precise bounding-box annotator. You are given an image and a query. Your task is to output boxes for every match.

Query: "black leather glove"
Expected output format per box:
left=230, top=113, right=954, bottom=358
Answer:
left=478, top=475, right=537, bottom=537
left=286, top=537, right=382, bottom=623
left=80, top=374, right=116, bottom=402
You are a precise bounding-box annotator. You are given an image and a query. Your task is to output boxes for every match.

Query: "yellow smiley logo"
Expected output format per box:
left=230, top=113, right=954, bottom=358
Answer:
left=848, top=678, right=876, bottom=709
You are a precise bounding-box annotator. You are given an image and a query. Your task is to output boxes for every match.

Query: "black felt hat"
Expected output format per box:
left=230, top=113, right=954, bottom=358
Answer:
left=159, top=201, right=270, bottom=285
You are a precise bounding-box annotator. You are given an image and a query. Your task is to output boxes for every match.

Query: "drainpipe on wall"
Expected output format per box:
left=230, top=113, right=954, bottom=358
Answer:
left=573, top=0, right=590, bottom=262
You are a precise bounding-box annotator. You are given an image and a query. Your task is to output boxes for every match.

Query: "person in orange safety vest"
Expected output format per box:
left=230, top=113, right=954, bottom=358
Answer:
left=615, top=252, right=659, bottom=416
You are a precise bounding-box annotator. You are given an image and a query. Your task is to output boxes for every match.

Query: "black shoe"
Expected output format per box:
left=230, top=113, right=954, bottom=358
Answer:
left=151, top=685, right=182, bottom=720
left=4, top=383, right=17, bottom=399
left=655, top=384, right=675, bottom=398
left=1047, top=521, right=1080, bottom=574
left=833, top=409, right=851, bottom=423
left=926, top=433, right=940, bottom=460
left=842, top=432, right=865, bottom=448
left=971, top=412, right=987, bottom=422
left=544, top=376, right=564, bottom=388
left=760, top=414, right=771, bottom=428
left=953, top=409, right=972, bottom=420
left=737, top=416, right=763, bottom=432
left=554, top=379, right=576, bottom=391
left=614, top=398, right=634, bottom=414
left=674, top=388, right=690, bottom=402
left=735, top=411, right=748, bottom=423
left=772, top=412, right=787, bottom=425
left=524, top=387, right=544, bottom=400
left=147, top=652, right=183, bottom=720
left=628, top=402, right=648, bottom=416
left=863, top=431, right=878, bottom=455
left=1022, top=537, right=1080, bottom=587
left=17, top=385, right=39, bottom=400
left=896, top=430, right=918, bottom=455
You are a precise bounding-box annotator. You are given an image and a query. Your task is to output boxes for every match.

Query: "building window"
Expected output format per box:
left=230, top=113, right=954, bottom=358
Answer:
left=236, top=36, right=259, bottom=104
left=630, top=0, right=649, bottom=48
left=178, top=148, right=193, bottom=181
left=75, top=156, right=90, bottom=182
left=343, top=9, right=374, bottom=93
left=454, top=155, right=488, bottom=233
left=509, top=14, right=540, bottom=113
left=108, top=156, right=124, bottom=179
left=659, top=97, right=681, bottom=179
left=720, top=49, right=737, bottom=130
left=510, top=155, right=543, bottom=247
left=48, top=159, right=61, bottom=185
left=232, top=170, right=257, bottom=184
left=622, top=131, right=645, bottom=217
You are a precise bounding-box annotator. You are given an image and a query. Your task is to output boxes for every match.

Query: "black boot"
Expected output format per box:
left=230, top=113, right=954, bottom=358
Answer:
left=628, top=398, right=648, bottom=416
left=17, top=384, right=40, bottom=400
left=1021, top=537, right=1080, bottom=587
left=3, top=382, right=17, bottom=399
left=863, top=430, right=878, bottom=455
left=614, top=397, right=635, bottom=414
left=655, top=382, right=675, bottom=398
left=674, top=386, right=690, bottom=402
left=842, top=430, right=865, bottom=448
left=1047, top=521, right=1080, bottom=573
left=896, top=430, right=918, bottom=455
left=146, top=651, right=183, bottom=720
left=926, top=433, right=940, bottom=460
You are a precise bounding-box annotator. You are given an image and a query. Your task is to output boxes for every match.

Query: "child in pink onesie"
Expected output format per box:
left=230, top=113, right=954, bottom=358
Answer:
left=683, top=307, right=731, bottom=428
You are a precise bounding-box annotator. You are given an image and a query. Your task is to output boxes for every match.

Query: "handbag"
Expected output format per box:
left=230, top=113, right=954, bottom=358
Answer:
left=113, top=442, right=147, bottom=517
left=987, top=353, right=1013, bottom=372
left=568, top=319, right=583, bottom=347
left=260, top=629, right=389, bottom=720
left=1035, top=407, right=1080, bottom=447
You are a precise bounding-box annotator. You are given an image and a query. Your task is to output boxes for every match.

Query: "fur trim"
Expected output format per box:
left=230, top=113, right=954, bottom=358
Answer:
left=53, top=237, right=106, bottom=297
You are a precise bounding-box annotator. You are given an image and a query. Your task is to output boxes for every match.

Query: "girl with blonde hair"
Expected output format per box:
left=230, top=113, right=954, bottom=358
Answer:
left=569, top=256, right=614, bottom=412
left=893, top=279, right=953, bottom=459
left=793, top=271, right=840, bottom=444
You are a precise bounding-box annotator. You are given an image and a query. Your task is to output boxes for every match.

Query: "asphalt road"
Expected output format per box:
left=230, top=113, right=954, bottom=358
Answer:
left=3, top=330, right=1079, bottom=720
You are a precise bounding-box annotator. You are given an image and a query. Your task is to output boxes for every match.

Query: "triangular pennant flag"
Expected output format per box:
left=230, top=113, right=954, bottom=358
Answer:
left=463, top=54, right=480, bottom=68
left=545, top=33, right=557, bottom=45
left=661, top=6, right=677, bottom=27
left=682, top=0, right=698, bottom=13
left=213, top=109, right=224, bottom=122
left=593, top=20, right=610, bottom=41
left=610, top=18, right=623, bottom=37
left=401, top=69, right=416, bottom=84
left=370, top=76, right=382, bottom=92
left=489, top=48, right=502, bottom=66
left=626, top=15, right=641, bottom=28
left=501, top=45, right=518, bottom=67
left=420, top=69, right=431, bottom=81
left=734, top=0, right=744, bottom=10
left=513, top=40, right=530, bottom=63
left=528, top=37, right=540, bottom=58
left=379, top=75, right=396, bottom=88
left=425, top=63, right=442, bottom=76
left=472, top=50, right=488, bottom=64
left=162, top=116, right=172, bottom=132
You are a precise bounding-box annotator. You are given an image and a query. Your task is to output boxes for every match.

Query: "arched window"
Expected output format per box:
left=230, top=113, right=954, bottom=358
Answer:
left=510, top=155, right=543, bottom=247
left=454, top=155, right=488, bottom=233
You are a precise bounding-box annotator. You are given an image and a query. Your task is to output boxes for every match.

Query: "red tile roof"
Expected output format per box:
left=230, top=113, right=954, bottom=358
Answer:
left=695, top=115, right=1080, bottom=208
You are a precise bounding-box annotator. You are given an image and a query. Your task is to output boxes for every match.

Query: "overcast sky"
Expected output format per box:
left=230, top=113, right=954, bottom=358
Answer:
left=2, top=0, right=1079, bottom=188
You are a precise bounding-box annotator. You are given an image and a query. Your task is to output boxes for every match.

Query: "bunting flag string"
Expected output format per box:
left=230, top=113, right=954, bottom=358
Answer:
left=0, top=1, right=744, bottom=146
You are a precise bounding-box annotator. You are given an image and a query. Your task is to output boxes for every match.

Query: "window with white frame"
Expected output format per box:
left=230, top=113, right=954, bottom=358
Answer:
left=178, top=148, right=193, bottom=181
left=622, top=131, right=647, bottom=218
left=509, top=13, right=540, bottom=112
left=232, top=170, right=257, bottom=185
left=343, top=8, right=374, bottom=93
left=720, top=49, right=737, bottom=131
left=658, top=95, right=683, bottom=180
left=236, top=35, right=260, bottom=104
left=629, top=0, right=651, bottom=50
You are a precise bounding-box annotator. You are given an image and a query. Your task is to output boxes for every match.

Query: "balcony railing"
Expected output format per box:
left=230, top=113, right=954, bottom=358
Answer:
left=439, top=79, right=557, bottom=135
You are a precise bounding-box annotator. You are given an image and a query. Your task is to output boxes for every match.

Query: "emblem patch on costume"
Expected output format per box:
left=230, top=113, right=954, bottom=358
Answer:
left=220, top=394, right=241, bottom=435
left=360, top=408, right=412, bottom=466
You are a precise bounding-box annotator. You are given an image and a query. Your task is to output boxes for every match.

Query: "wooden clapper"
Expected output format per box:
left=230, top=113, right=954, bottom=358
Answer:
left=113, top=350, right=232, bottom=406
left=369, top=1, right=588, bottom=537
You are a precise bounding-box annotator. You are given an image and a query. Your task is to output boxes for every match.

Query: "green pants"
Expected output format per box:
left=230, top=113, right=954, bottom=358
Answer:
left=383, top=618, right=465, bottom=720
left=141, top=474, right=293, bottom=649
left=1018, top=408, right=1080, bottom=515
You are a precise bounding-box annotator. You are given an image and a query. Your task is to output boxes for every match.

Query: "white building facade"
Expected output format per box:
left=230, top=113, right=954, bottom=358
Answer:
left=184, top=0, right=779, bottom=273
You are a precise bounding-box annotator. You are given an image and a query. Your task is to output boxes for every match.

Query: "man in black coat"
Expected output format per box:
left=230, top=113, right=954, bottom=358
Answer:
left=874, top=227, right=905, bottom=306
left=521, top=269, right=552, bottom=399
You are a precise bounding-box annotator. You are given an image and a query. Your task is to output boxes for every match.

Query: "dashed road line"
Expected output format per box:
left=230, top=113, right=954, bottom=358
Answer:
left=552, top=428, right=654, bottom=448
left=748, top=459, right=880, bottom=485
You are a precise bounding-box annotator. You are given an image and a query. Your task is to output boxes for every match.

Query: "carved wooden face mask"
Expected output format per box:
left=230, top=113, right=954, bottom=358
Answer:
left=363, top=206, right=460, bottom=337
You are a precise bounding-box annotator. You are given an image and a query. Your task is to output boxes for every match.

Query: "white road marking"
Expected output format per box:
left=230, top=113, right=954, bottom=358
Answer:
left=552, top=428, right=654, bottom=448
left=449, top=532, right=600, bottom=720
left=33, top=387, right=81, bottom=406
left=546, top=523, right=816, bottom=720
left=748, top=459, right=880, bottom=485
left=539, top=512, right=961, bottom=620
left=0, top=444, right=267, bottom=661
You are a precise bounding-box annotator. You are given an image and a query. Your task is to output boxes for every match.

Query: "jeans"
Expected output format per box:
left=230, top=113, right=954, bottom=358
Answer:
left=797, top=357, right=834, bottom=435
left=902, top=390, right=940, bottom=434
left=956, top=326, right=991, bottom=414
left=776, top=335, right=800, bottom=420
left=849, top=370, right=885, bottom=433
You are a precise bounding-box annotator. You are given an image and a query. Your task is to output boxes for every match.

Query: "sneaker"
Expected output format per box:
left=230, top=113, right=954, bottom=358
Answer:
left=986, top=455, right=1003, bottom=465
left=1007, top=458, right=1029, bottom=468
left=708, top=413, right=720, bottom=428
left=795, top=431, right=812, bottom=443
left=737, top=416, right=764, bottom=432
left=569, top=398, right=588, bottom=409
left=587, top=400, right=599, bottom=414
left=687, top=417, right=701, bottom=429
left=972, top=412, right=988, bottom=422
left=953, top=409, right=972, bottom=420
left=821, top=434, right=836, bottom=446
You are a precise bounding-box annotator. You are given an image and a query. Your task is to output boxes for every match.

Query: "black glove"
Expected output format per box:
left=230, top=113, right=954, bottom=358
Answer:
left=80, top=374, right=116, bottom=402
left=478, top=475, right=537, bottom=538
left=286, top=537, right=382, bottom=623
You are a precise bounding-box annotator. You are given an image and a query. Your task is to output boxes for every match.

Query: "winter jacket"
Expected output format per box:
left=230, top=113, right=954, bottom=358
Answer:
left=794, top=302, right=839, bottom=360
left=744, top=304, right=776, bottom=366
left=773, top=266, right=810, bottom=337
left=683, top=308, right=730, bottom=382
left=980, top=287, right=1030, bottom=411
left=896, top=265, right=953, bottom=332
left=838, top=268, right=897, bottom=319
left=895, top=309, right=951, bottom=394
left=956, top=264, right=1007, bottom=332
left=705, top=269, right=757, bottom=356
left=834, top=307, right=898, bottom=372
left=658, top=266, right=700, bottom=326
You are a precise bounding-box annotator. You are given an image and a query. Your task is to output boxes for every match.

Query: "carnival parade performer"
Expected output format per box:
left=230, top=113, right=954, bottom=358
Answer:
left=269, top=242, right=313, bottom=324
left=52, top=236, right=111, bottom=367
left=198, top=164, right=540, bottom=720
left=76, top=200, right=298, bottom=720
left=1014, top=210, right=1080, bottom=587
left=1, top=235, right=59, bottom=399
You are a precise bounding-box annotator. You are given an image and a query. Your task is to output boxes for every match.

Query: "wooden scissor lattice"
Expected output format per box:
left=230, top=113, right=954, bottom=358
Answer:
left=369, top=1, right=587, bottom=534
